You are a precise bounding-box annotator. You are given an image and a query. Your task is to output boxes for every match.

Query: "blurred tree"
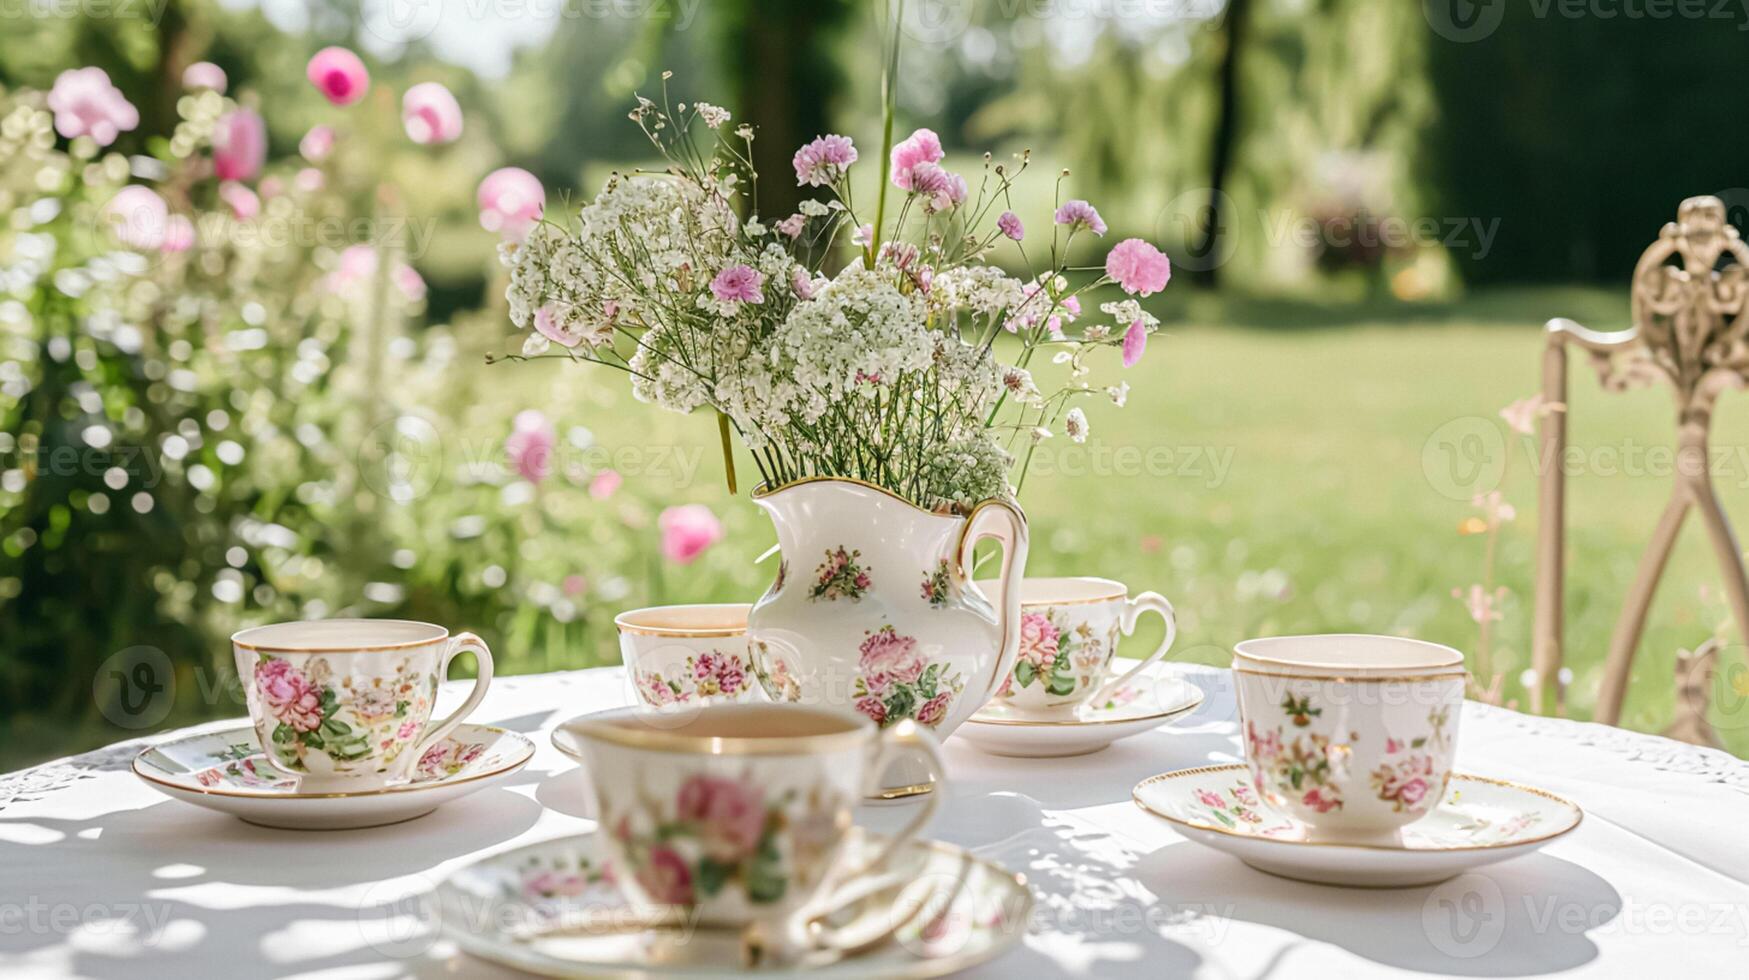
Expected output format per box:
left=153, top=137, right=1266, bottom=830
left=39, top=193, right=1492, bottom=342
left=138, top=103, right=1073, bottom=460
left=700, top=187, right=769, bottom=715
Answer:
left=1194, top=0, right=1251, bottom=287
left=1424, top=11, right=1749, bottom=284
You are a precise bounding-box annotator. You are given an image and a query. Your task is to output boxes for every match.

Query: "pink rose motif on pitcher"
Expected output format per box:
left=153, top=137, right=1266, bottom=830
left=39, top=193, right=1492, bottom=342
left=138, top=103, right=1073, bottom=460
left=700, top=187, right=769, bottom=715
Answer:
left=852, top=625, right=964, bottom=729
left=255, top=659, right=322, bottom=732
left=859, top=627, right=925, bottom=695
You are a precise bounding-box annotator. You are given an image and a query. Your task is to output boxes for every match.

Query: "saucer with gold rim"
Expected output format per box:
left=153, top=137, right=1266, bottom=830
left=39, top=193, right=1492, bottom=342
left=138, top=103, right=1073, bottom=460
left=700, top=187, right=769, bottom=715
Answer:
left=436, top=828, right=1033, bottom=978
left=958, top=661, right=1204, bottom=758
left=1133, top=764, right=1582, bottom=887
left=132, top=723, right=533, bottom=830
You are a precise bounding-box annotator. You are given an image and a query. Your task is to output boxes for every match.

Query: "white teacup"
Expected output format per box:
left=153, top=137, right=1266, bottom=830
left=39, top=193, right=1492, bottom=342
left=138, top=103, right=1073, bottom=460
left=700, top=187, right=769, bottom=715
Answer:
left=554, top=702, right=958, bottom=958
left=984, top=576, right=1178, bottom=718
left=232, top=619, right=494, bottom=792
left=616, top=603, right=757, bottom=707
left=1233, top=634, right=1465, bottom=844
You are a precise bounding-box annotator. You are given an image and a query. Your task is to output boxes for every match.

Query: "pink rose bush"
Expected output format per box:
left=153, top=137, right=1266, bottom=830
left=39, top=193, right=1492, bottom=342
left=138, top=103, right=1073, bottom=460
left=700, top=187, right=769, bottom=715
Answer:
left=212, top=109, right=266, bottom=181
left=402, top=82, right=464, bottom=145
left=47, top=68, right=138, bottom=146
left=306, top=47, right=370, bottom=106
left=505, top=409, right=556, bottom=484
left=658, top=504, right=724, bottom=564
left=477, top=167, right=545, bottom=241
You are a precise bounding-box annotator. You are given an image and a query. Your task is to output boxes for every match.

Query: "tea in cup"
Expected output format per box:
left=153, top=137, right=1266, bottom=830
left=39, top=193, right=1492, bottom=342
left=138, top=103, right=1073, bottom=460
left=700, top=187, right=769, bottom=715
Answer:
left=985, top=576, right=1178, bottom=717
left=233, top=619, right=494, bottom=792
left=553, top=702, right=957, bottom=956
left=616, top=603, right=757, bottom=707
left=1233, top=634, right=1465, bottom=843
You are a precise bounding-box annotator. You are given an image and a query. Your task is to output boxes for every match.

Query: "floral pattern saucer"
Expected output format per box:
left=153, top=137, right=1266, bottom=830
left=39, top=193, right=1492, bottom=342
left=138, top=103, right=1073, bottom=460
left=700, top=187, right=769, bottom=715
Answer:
left=132, top=723, right=533, bottom=830
left=1133, top=764, right=1583, bottom=887
left=958, top=661, right=1204, bottom=758
left=436, top=829, right=1033, bottom=979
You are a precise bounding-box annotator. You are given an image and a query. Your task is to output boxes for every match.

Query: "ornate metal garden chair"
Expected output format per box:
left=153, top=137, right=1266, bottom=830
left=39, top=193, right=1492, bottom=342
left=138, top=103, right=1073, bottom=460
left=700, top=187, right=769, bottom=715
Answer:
left=1532, top=195, right=1748, bottom=747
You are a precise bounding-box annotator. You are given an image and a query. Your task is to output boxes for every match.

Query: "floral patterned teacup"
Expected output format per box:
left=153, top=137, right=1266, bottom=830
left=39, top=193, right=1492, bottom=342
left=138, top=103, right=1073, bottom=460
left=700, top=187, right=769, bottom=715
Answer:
left=1234, top=634, right=1465, bottom=844
left=232, top=619, right=494, bottom=793
left=986, top=576, right=1178, bottom=718
left=616, top=603, right=758, bottom=707
left=554, top=702, right=957, bottom=959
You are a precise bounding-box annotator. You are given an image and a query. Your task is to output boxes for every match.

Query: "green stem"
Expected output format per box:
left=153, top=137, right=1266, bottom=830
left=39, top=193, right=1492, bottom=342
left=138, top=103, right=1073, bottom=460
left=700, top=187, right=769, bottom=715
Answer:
left=717, top=410, right=738, bottom=494
left=869, top=0, right=903, bottom=263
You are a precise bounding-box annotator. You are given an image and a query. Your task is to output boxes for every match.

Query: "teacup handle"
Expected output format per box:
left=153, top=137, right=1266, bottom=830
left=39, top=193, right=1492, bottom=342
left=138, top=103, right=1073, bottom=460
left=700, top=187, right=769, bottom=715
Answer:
left=1087, top=591, right=1178, bottom=708
left=956, top=498, right=1030, bottom=707
left=411, top=631, right=495, bottom=759
left=802, top=720, right=964, bottom=955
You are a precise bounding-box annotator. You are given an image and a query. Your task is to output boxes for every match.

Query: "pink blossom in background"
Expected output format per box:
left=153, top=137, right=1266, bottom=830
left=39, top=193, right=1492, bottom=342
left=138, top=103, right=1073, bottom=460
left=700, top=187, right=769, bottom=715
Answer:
left=258, top=176, right=284, bottom=198
left=477, top=167, right=545, bottom=241
left=588, top=469, right=622, bottom=500
left=161, top=214, right=195, bottom=253
left=218, top=181, right=260, bottom=220
left=998, top=210, right=1024, bottom=241
left=889, top=127, right=944, bottom=189
left=1499, top=394, right=1561, bottom=435
left=775, top=213, right=805, bottom=238
left=294, top=167, right=324, bottom=193
left=709, top=264, right=764, bottom=305
left=658, top=504, right=724, bottom=564
left=1054, top=199, right=1107, bottom=236
left=1122, top=320, right=1148, bottom=367
left=300, top=125, right=335, bottom=163
left=505, top=409, right=556, bottom=484
left=402, top=82, right=464, bottom=145
left=102, top=186, right=168, bottom=250
left=181, top=62, right=227, bottom=93
left=562, top=574, right=588, bottom=597
left=213, top=108, right=265, bottom=180
left=306, top=47, right=370, bottom=106
left=327, top=245, right=425, bottom=303
left=791, top=134, right=857, bottom=187
left=851, top=223, right=873, bottom=247
left=47, top=67, right=139, bottom=146
left=1105, top=238, right=1172, bottom=296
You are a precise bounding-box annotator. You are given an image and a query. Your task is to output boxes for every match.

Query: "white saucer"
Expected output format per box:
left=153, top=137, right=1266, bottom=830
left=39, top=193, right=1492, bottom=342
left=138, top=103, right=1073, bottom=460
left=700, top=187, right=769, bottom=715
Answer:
left=132, top=723, right=534, bottom=830
left=1133, top=764, right=1583, bottom=887
left=437, top=829, right=1032, bottom=978
left=958, top=663, right=1204, bottom=757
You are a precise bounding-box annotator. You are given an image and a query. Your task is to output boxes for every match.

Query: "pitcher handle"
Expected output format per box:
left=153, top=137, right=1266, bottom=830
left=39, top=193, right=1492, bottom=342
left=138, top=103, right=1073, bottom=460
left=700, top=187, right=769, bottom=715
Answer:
left=956, top=498, right=1030, bottom=707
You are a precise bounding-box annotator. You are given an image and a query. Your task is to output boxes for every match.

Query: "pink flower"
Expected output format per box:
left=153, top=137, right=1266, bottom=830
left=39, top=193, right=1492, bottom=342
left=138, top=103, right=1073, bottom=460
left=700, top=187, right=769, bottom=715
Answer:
left=396, top=720, right=419, bottom=740
left=1385, top=738, right=1405, bottom=754
left=1194, top=789, right=1226, bottom=808
left=505, top=409, right=556, bottom=484
left=775, top=213, right=806, bottom=238
left=306, top=47, right=370, bottom=106
left=1106, top=238, right=1171, bottom=296
left=254, top=659, right=322, bottom=733
left=908, top=162, right=966, bottom=210
left=588, top=469, right=621, bottom=500
left=889, top=127, right=944, bottom=190
left=1017, top=612, right=1059, bottom=669
left=637, top=846, right=694, bottom=905
left=658, top=504, right=724, bottom=564
left=477, top=167, right=545, bottom=242
left=998, top=210, right=1024, bottom=241
left=402, top=82, right=464, bottom=145
left=1398, top=777, right=1429, bottom=809
left=161, top=214, right=195, bottom=254
left=1301, top=786, right=1341, bottom=813
left=300, top=125, right=336, bottom=163
left=1122, top=320, right=1148, bottom=368
left=562, top=573, right=588, bottom=597
left=792, top=134, right=858, bottom=187
left=102, top=186, right=168, bottom=250
left=676, top=774, right=766, bottom=860
left=859, top=628, right=925, bottom=696
left=47, top=68, right=139, bottom=146
left=915, top=691, right=953, bottom=728
left=295, top=168, right=324, bottom=193
left=212, top=108, right=265, bottom=181
left=182, top=62, right=227, bottom=93
left=1499, top=394, right=1560, bottom=435
left=1054, top=199, right=1107, bottom=236
left=851, top=223, right=874, bottom=247
left=856, top=695, right=887, bottom=726
left=327, top=245, right=425, bottom=303
left=709, top=264, right=764, bottom=305
left=219, top=181, right=260, bottom=220
left=533, top=303, right=581, bottom=348
left=791, top=267, right=823, bottom=300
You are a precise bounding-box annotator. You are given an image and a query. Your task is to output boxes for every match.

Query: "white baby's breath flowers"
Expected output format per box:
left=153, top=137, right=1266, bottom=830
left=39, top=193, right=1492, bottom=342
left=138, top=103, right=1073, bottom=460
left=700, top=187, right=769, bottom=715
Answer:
left=1001, top=366, right=1042, bottom=406
left=799, top=199, right=830, bottom=217
left=1064, top=407, right=1089, bottom=443
left=695, top=102, right=730, bottom=128
left=931, top=264, right=1026, bottom=321
left=1108, top=381, right=1129, bottom=406
left=771, top=265, right=931, bottom=420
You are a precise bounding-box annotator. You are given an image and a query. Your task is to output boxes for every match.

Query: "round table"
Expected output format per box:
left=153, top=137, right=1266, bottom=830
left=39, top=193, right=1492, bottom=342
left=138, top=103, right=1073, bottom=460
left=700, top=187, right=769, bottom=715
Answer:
left=2, top=664, right=1746, bottom=978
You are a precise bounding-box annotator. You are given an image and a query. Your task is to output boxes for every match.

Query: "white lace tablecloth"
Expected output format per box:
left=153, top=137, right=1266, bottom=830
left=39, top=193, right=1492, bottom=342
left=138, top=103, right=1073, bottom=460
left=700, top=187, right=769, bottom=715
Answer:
left=3, top=664, right=1747, bottom=979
